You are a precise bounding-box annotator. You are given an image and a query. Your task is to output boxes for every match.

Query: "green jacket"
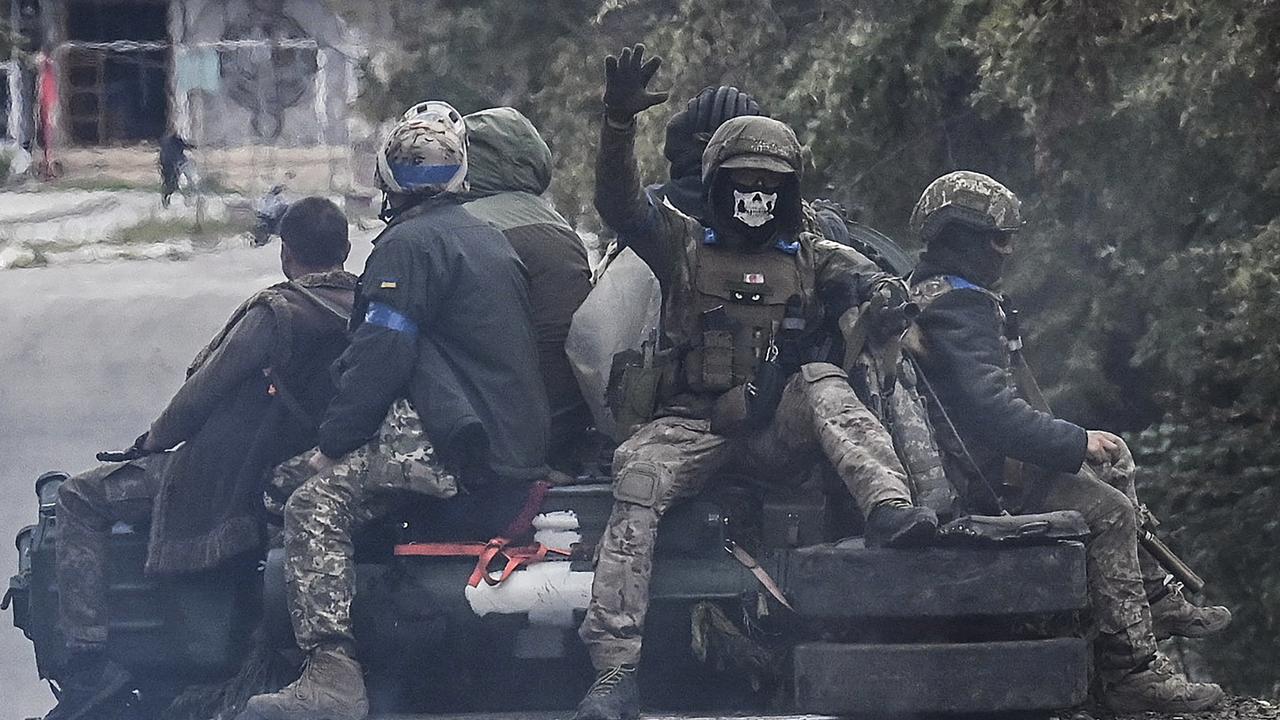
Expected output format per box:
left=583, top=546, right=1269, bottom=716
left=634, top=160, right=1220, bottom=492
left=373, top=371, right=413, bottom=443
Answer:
left=461, top=108, right=593, bottom=467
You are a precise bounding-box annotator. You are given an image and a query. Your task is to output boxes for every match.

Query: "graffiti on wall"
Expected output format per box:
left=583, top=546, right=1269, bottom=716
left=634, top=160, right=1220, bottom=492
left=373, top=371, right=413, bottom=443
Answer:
left=220, top=0, right=317, bottom=138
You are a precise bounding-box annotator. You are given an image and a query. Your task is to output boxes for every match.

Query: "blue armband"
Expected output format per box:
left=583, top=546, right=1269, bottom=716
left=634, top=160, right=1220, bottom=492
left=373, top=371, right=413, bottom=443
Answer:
left=364, top=302, right=419, bottom=337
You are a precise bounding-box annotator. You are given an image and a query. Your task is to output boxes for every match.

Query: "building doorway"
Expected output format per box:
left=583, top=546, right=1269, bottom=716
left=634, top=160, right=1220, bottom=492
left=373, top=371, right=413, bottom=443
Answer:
left=63, top=0, right=170, bottom=145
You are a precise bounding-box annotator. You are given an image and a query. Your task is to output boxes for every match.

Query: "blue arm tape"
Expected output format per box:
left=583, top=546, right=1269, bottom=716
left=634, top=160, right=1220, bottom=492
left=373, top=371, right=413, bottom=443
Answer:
left=364, top=302, right=419, bottom=337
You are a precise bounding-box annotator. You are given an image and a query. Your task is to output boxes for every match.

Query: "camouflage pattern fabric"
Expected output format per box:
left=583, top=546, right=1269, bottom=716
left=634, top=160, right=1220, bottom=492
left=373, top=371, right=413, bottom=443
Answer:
left=909, top=170, right=1024, bottom=242
left=579, top=362, right=912, bottom=669
left=282, top=400, right=457, bottom=651
left=56, top=460, right=159, bottom=649
left=1021, top=436, right=1167, bottom=675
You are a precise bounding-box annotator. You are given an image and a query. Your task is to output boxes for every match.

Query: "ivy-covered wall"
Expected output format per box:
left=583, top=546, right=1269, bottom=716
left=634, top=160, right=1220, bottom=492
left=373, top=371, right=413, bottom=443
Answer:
left=339, top=0, right=1280, bottom=697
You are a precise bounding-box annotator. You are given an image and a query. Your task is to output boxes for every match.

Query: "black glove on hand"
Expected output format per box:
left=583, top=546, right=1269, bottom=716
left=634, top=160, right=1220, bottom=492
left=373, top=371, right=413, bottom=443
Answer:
left=745, top=361, right=788, bottom=427
left=96, top=432, right=151, bottom=463
left=603, top=43, right=669, bottom=123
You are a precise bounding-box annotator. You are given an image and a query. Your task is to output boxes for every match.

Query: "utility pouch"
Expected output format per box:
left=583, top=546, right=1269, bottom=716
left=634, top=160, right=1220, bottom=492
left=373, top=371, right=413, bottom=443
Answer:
left=699, top=306, right=736, bottom=392
left=607, top=346, right=664, bottom=442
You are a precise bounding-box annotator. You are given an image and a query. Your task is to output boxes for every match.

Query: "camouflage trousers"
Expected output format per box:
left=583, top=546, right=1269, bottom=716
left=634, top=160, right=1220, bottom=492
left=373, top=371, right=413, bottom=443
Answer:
left=282, top=400, right=458, bottom=652
left=56, top=459, right=160, bottom=649
left=1020, top=438, right=1166, bottom=675
left=579, top=363, right=913, bottom=669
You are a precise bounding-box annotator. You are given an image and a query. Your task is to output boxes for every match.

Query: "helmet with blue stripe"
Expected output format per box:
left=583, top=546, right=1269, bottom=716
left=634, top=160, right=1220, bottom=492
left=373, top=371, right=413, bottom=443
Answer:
left=375, top=100, right=468, bottom=196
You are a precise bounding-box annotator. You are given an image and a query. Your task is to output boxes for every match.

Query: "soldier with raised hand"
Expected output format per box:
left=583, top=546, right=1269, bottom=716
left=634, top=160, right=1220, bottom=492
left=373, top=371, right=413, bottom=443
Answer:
left=574, top=44, right=937, bottom=720
left=905, top=170, right=1231, bottom=714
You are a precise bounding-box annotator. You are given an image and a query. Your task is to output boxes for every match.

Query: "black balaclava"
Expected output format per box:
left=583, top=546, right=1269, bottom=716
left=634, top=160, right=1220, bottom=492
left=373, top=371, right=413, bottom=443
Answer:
left=658, top=86, right=764, bottom=219
left=707, top=171, right=802, bottom=251
left=918, top=223, right=1012, bottom=288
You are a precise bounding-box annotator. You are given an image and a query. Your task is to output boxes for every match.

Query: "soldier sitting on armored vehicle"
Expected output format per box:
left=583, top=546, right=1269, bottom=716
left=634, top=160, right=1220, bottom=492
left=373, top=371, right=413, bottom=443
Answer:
left=459, top=106, right=595, bottom=473
left=46, top=197, right=357, bottom=720
left=573, top=44, right=939, bottom=720
left=904, top=170, right=1232, bottom=713
left=241, top=102, right=552, bottom=720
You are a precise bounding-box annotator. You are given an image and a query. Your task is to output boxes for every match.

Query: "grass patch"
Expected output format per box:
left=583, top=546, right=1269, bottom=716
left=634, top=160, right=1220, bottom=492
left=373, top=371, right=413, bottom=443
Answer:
left=107, top=216, right=246, bottom=247
left=47, top=177, right=163, bottom=193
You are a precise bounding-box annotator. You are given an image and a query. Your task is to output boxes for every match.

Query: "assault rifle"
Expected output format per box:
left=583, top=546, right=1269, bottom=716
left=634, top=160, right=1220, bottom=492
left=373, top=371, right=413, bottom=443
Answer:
left=1004, top=304, right=1207, bottom=594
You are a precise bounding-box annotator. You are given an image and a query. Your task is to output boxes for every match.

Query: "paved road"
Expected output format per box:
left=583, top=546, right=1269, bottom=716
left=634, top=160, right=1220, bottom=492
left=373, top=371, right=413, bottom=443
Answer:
left=0, top=241, right=370, bottom=719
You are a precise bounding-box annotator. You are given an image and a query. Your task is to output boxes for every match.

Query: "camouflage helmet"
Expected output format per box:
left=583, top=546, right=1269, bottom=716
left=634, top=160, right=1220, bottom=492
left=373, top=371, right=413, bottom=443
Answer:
left=375, top=101, right=468, bottom=196
left=909, top=171, right=1023, bottom=243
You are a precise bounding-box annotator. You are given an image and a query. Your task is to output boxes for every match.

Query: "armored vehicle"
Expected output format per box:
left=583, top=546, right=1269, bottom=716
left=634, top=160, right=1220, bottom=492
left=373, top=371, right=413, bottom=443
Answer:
left=8, top=465, right=1090, bottom=719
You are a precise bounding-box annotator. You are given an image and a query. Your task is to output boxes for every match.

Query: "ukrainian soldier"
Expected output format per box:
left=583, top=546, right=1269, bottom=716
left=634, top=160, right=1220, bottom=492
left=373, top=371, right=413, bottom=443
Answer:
left=906, top=170, right=1231, bottom=713
left=241, top=102, right=551, bottom=720
left=460, top=107, right=594, bottom=471
left=574, top=44, right=937, bottom=720
left=50, top=197, right=356, bottom=720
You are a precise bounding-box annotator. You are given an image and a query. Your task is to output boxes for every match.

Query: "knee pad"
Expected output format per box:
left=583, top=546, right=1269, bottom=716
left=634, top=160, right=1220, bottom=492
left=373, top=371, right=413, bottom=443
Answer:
left=613, top=462, right=665, bottom=508
left=800, top=362, right=848, bottom=385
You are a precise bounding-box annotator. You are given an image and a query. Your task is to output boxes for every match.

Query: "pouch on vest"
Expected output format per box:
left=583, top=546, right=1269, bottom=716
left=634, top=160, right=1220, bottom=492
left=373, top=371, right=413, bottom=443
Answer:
left=607, top=332, right=667, bottom=442
left=683, top=242, right=806, bottom=394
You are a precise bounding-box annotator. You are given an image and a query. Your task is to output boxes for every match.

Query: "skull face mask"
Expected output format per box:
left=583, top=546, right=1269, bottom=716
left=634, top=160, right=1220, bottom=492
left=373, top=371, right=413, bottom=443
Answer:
left=733, top=189, right=777, bottom=227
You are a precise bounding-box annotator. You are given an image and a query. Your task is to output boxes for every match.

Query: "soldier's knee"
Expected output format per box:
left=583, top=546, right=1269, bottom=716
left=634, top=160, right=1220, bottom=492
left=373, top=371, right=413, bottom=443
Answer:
left=613, top=462, right=665, bottom=509
left=797, top=362, right=849, bottom=392
left=1095, top=483, right=1136, bottom=530
left=56, top=473, right=100, bottom=519
left=282, top=483, right=320, bottom=533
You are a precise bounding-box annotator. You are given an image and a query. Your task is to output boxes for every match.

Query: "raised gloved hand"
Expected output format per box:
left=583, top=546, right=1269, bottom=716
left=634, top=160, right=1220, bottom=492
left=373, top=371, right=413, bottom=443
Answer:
left=603, top=43, right=669, bottom=123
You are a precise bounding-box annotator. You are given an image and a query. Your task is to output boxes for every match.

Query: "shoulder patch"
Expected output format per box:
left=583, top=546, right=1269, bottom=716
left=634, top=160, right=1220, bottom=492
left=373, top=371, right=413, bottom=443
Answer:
left=379, top=280, right=398, bottom=289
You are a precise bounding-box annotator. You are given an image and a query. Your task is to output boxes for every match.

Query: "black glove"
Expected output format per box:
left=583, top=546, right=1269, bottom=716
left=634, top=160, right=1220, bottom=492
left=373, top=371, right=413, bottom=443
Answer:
left=867, top=277, right=918, bottom=341
left=745, top=362, right=788, bottom=427
left=603, top=43, right=669, bottom=123
left=745, top=294, right=807, bottom=427
left=96, top=432, right=151, bottom=463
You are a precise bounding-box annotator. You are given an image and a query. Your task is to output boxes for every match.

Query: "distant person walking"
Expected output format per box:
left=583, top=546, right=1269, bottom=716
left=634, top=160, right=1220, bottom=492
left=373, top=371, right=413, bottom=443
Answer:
left=159, top=132, right=197, bottom=208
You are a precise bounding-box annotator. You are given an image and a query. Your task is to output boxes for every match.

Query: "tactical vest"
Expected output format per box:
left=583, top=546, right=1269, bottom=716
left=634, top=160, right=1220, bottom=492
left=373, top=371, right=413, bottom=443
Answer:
left=677, top=231, right=814, bottom=394
left=906, top=274, right=1014, bottom=375
left=905, top=273, right=1024, bottom=513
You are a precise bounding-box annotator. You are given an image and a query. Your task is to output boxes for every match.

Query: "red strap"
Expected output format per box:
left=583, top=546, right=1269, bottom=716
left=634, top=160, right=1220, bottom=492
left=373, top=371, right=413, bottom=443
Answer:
left=393, top=536, right=569, bottom=588
left=499, top=480, right=552, bottom=539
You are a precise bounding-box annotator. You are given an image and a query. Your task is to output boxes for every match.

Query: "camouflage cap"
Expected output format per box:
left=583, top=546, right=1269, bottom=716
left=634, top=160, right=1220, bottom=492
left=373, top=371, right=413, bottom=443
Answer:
left=701, top=115, right=802, bottom=185
left=909, top=171, right=1023, bottom=242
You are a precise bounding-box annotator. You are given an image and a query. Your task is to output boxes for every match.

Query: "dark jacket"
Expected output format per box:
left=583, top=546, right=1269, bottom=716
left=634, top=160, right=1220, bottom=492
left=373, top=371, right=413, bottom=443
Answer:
left=461, top=108, right=593, bottom=469
left=908, top=256, right=1086, bottom=503
left=146, top=270, right=356, bottom=573
left=318, top=198, right=550, bottom=482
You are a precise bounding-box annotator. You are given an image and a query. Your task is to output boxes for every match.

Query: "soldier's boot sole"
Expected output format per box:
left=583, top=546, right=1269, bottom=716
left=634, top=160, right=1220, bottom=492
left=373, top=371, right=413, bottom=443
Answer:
left=1103, top=683, right=1224, bottom=714
left=46, top=662, right=132, bottom=720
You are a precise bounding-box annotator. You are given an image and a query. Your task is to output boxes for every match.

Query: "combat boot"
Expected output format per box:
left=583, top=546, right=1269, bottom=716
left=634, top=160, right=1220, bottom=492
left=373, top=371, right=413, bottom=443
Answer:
left=1150, top=583, right=1232, bottom=640
left=573, top=664, right=639, bottom=720
left=239, top=643, right=368, bottom=720
left=864, top=501, right=937, bottom=548
left=43, top=650, right=131, bottom=720
left=1102, top=655, right=1224, bottom=713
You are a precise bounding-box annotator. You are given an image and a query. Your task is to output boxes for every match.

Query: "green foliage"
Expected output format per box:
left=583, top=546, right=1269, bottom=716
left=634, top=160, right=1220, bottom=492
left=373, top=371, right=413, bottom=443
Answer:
left=343, top=0, right=1280, bottom=695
